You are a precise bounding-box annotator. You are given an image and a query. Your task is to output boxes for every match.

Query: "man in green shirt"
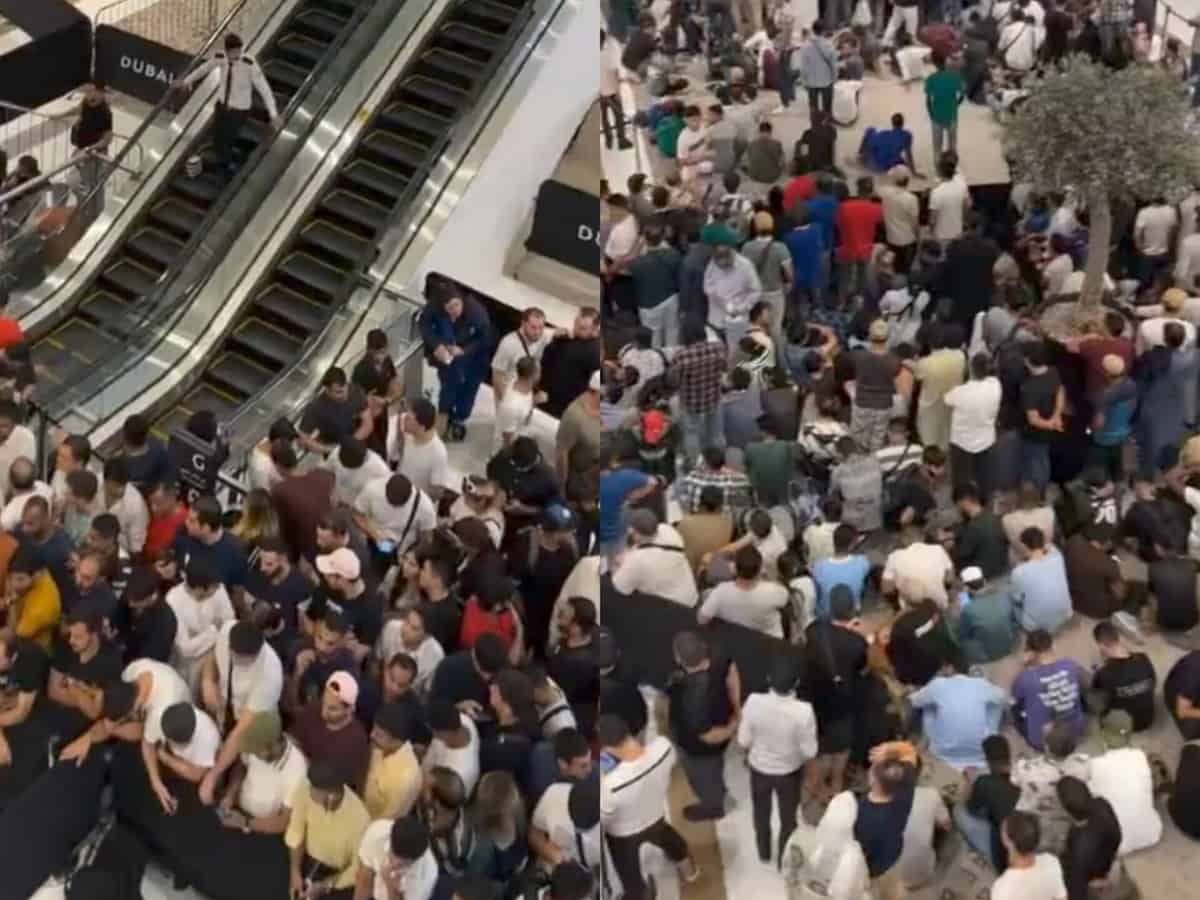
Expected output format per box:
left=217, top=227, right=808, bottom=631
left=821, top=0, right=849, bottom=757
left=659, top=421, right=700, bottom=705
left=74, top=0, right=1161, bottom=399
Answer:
left=924, top=52, right=965, bottom=161
left=656, top=100, right=685, bottom=160
left=744, top=416, right=799, bottom=507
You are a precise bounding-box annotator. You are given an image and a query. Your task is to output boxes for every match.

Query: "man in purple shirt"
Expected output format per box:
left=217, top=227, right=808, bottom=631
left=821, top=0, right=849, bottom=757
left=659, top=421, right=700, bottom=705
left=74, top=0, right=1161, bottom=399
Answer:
left=1011, top=629, right=1087, bottom=750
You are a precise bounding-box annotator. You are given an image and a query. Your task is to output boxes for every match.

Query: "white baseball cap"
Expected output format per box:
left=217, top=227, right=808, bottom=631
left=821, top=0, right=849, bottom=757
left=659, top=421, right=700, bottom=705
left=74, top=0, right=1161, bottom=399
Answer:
left=961, top=566, right=984, bottom=584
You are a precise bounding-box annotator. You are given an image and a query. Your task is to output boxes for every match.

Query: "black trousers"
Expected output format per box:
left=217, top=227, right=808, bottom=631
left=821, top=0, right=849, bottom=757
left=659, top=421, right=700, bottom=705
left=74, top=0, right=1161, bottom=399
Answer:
left=607, top=818, right=689, bottom=900
left=213, top=103, right=249, bottom=168
left=807, top=85, right=833, bottom=115
left=749, top=766, right=802, bottom=863
left=599, top=93, right=629, bottom=146
left=950, top=444, right=991, bottom=499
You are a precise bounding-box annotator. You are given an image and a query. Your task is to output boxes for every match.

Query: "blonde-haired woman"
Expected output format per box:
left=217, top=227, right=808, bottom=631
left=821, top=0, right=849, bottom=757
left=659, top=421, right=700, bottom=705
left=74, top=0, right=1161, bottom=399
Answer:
left=472, top=771, right=529, bottom=889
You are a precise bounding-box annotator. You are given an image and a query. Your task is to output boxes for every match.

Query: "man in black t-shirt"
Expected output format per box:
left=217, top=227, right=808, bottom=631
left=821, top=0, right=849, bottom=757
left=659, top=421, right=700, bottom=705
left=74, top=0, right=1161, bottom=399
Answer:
left=667, top=631, right=736, bottom=822
left=417, top=556, right=462, bottom=655
left=1165, top=650, right=1200, bottom=740
left=47, top=610, right=123, bottom=722
left=548, top=597, right=600, bottom=738
left=1019, top=343, right=1063, bottom=495
left=118, top=566, right=177, bottom=665
left=351, top=328, right=397, bottom=397
left=539, top=309, right=602, bottom=418
left=0, top=633, right=48, bottom=727
left=959, top=734, right=1020, bottom=871
left=803, top=587, right=868, bottom=805
left=1091, top=621, right=1157, bottom=731
left=243, top=539, right=309, bottom=636
left=1147, top=537, right=1200, bottom=636
left=299, top=366, right=366, bottom=455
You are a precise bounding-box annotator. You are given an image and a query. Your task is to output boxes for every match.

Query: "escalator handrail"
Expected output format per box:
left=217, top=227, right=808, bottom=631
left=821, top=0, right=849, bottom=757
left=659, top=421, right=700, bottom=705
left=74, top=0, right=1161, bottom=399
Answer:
left=218, top=0, right=566, bottom=460
left=34, top=0, right=397, bottom=421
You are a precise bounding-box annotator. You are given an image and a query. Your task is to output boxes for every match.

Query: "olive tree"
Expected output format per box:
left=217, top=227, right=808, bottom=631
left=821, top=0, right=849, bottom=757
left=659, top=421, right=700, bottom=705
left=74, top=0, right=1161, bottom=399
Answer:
left=1005, top=56, right=1200, bottom=306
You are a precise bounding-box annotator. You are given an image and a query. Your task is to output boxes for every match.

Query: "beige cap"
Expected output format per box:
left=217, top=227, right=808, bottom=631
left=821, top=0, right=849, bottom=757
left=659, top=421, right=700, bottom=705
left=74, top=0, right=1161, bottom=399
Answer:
left=1163, top=287, right=1188, bottom=311
left=869, top=319, right=889, bottom=342
left=1102, top=354, right=1126, bottom=376
left=888, top=164, right=911, bottom=182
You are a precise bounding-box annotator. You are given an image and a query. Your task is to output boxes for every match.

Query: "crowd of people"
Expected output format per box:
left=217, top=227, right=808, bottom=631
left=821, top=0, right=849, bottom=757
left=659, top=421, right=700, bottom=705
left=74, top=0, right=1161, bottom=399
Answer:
left=0, top=272, right=607, bottom=900
left=598, top=1, right=1200, bottom=899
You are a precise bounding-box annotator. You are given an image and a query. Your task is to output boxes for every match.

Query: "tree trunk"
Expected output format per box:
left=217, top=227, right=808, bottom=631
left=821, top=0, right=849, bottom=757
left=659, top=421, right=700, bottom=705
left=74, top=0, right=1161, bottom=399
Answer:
left=1081, top=193, right=1112, bottom=307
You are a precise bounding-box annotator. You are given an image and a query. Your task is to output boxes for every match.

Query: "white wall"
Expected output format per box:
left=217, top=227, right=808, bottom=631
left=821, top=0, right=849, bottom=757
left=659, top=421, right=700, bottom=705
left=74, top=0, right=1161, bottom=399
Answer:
left=408, top=0, right=600, bottom=327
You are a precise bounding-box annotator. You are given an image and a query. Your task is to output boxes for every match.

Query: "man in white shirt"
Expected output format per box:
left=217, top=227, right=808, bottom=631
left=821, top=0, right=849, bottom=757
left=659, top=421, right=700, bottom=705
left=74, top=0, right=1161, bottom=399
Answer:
left=492, top=307, right=560, bottom=401
left=198, top=621, right=284, bottom=805
left=177, top=32, right=280, bottom=174
left=354, top=816, right=439, bottom=900
left=944, top=354, right=1002, bottom=491
left=599, top=714, right=697, bottom=900
left=0, top=457, right=53, bottom=531
left=1087, top=710, right=1162, bottom=856
left=882, top=526, right=955, bottom=608
left=698, top=544, right=788, bottom=636
left=396, top=399, right=454, bottom=500
left=1136, top=287, right=1198, bottom=352
left=353, top=473, right=437, bottom=556
left=422, top=699, right=481, bottom=797
left=737, top=655, right=817, bottom=863
left=1041, top=234, right=1076, bottom=298
left=218, top=711, right=308, bottom=834
left=325, top=438, right=391, bottom=507
left=145, top=701, right=221, bottom=813
left=0, top=399, right=37, bottom=506
left=1000, top=13, right=1039, bottom=72
left=377, top=607, right=444, bottom=693
left=604, top=195, right=641, bottom=273
left=928, top=156, right=970, bottom=243
left=990, top=811, right=1067, bottom=900
left=102, top=458, right=150, bottom=555
left=532, top=778, right=617, bottom=898
left=675, top=104, right=710, bottom=183
left=166, top=559, right=237, bottom=690
left=611, top=509, right=698, bottom=606
left=1135, top=197, right=1179, bottom=287
left=878, top=167, right=920, bottom=266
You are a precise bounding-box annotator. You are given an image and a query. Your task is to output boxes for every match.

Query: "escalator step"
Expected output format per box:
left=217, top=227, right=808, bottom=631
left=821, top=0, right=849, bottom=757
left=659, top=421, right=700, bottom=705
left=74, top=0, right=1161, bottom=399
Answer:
left=294, top=8, right=349, bottom=41
left=231, top=317, right=306, bottom=367
left=51, top=318, right=121, bottom=364
left=319, top=189, right=390, bottom=234
left=301, top=219, right=371, bottom=265
left=181, top=384, right=244, bottom=419
left=263, top=58, right=309, bottom=92
left=362, top=130, right=428, bottom=173
left=277, top=33, right=330, bottom=68
left=398, top=77, right=466, bottom=117
left=342, top=159, right=410, bottom=203
left=278, top=251, right=347, bottom=299
left=170, top=169, right=225, bottom=207
left=419, top=49, right=479, bottom=89
left=148, top=198, right=203, bottom=239
left=126, top=227, right=184, bottom=270
left=254, top=284, right=329, bottom=335
left=461, top=0, right=524, bottom=31
left=318, top=0, right=365, bottom=14
left=207, top=352, right=275, bottom=400
left=100, top=259, right=160, bottom=299
left=379, top=103, right=449, bottom=142
left=78, top=290, right=131, bottom=329
left=238, top=116, right=271, bottom=148
left=440, top=23, right=502, bottom=56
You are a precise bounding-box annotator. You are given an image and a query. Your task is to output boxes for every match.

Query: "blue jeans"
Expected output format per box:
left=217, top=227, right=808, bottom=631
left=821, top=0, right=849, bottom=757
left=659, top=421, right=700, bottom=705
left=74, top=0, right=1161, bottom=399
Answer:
left=931, top=120, right=957, bottom=159
left=437, top=358, right=485, bottom=424
left=952, top=805, right=997, bottom=870
left=1019, top=436, right=1051, bottom=494
left=679, top=407, right=723, bottom=466
left=779, top=48, right=796, bottom=108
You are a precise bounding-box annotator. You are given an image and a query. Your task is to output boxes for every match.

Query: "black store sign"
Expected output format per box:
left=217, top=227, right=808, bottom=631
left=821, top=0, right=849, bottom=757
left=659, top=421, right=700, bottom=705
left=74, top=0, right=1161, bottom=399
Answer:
left=525, top=179, right=600, bottom=277
left=94, top=25, right=190, bottom=105
left=167, top=428, right=223, bottom=505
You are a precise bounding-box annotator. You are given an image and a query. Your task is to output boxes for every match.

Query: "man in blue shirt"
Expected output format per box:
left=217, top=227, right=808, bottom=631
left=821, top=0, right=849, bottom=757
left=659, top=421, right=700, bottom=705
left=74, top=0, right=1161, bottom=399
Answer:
left=858, top=113, right=916, bottom=173
left=806, top=179, right=840, bottom=264
left=597, top=451, right=660, bottom=560
left=910, top=659, right=1008, bottom=770
left=783, top=205, right=826, bottom=309
left=811, top=524, right=871, bottom=618
left=1010, top=527, right=1072, bottom=634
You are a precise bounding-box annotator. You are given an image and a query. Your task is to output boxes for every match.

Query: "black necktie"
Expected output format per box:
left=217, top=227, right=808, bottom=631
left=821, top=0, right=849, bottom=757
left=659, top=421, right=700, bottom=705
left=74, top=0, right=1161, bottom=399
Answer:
left=223, top=58, right=234, bottom=106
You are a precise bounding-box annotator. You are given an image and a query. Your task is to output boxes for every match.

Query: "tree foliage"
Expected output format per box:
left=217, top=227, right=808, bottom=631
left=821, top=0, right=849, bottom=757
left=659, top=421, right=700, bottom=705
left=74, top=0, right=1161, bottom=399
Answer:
left=1004, top=55, right=1200, bottom=205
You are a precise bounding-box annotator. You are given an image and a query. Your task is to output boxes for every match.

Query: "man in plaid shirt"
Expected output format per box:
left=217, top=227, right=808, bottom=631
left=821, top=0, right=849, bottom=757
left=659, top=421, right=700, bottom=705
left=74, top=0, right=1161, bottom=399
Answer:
left=1098, top=0, right=1132, bottom=56
left=677, top=446, right=754, bottom=517
left=670, top=320, right=729, bottom=465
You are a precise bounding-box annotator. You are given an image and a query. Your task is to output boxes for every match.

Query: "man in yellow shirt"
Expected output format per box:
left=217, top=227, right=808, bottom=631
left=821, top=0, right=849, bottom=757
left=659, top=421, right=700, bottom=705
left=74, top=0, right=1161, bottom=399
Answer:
left=363, top=702, right=422, bottom=821
left=286, top=758, right=370, bottom=897
left=3, top=544, right=61, bottom=651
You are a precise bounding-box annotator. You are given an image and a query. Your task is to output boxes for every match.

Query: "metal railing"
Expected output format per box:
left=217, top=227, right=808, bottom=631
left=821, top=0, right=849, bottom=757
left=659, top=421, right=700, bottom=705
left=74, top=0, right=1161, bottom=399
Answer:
left=95, top=0, right=250, bottom=55
left=0, top=99, right=145, bottom=200
left=0, top=0, right=284, bottom=303
left=31, top=0, right=415, bottom=426
left=216, top=0, right=561, bottom=474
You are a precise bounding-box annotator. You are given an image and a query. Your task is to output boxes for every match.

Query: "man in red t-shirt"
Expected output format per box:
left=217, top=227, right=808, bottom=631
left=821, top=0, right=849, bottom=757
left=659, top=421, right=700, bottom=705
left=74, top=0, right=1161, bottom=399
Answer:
left=145, top=482, right=188, bottom=560
left=835, top=176, right=884, bottom=300
left=782, top=171, right=816, bottom=218
left=1068, top=310, right=1135, bottom=399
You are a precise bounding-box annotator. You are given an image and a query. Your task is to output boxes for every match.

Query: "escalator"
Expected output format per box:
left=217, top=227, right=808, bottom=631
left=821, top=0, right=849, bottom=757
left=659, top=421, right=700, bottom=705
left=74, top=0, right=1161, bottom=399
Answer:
left=32, top=0, right=370, bottom=390
left=151, top=0, right=534, bottom=436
